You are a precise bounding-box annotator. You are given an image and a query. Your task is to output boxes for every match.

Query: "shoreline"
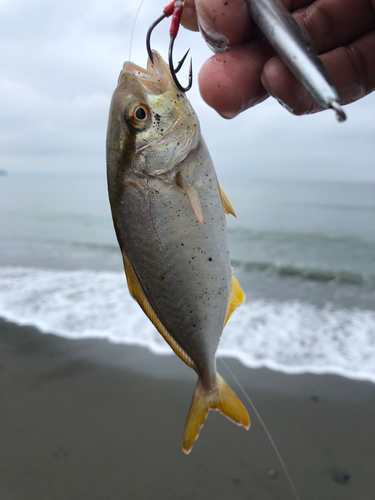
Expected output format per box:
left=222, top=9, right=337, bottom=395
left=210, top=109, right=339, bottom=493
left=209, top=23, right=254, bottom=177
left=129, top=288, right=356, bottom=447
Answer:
left=1, top=317, right=375, bottom=499
left=2, top=307, right=375, bottom=387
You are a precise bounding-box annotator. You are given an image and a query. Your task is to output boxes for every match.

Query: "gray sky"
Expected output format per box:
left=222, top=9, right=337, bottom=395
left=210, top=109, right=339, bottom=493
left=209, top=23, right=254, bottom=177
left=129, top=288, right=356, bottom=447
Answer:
left=1, top=0, right=374, bottom=182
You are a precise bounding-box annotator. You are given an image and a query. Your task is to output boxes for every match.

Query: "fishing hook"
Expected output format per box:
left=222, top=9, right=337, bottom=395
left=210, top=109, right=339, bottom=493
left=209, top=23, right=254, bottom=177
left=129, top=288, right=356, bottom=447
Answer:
left=146, top=1, right=193, bottom=92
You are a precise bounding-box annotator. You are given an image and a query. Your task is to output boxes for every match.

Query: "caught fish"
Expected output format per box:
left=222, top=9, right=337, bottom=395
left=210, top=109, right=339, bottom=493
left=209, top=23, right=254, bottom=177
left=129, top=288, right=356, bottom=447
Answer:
left=106, top=51, right=250, bottom=454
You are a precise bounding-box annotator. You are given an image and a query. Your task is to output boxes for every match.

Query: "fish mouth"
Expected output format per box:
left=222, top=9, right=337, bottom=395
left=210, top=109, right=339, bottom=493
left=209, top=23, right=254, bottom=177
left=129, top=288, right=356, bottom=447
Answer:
left=119, top=50, right=176, bottom=94
left=147, top=51, right=174, bottom=84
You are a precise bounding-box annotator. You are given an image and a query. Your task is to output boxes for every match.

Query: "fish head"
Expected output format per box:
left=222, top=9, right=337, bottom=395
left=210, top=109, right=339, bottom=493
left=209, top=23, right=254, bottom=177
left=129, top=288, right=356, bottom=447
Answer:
left=106, top=51, right=200, bottom=181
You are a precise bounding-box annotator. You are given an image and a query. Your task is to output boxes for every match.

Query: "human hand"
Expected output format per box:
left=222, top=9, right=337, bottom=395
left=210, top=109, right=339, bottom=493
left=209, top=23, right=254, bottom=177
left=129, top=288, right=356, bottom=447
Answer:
left=181, top=0, right=375, bottom=118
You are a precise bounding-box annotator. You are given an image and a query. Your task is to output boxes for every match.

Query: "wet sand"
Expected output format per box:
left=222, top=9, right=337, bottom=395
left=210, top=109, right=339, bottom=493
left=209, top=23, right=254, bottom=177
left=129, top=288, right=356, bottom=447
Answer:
left=1, top=317, right=374, bottom=500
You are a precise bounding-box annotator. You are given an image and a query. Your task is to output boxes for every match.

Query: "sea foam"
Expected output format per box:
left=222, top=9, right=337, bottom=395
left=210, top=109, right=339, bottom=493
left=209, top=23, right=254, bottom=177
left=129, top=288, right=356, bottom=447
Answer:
left=1, top=266, right=374, bottom=383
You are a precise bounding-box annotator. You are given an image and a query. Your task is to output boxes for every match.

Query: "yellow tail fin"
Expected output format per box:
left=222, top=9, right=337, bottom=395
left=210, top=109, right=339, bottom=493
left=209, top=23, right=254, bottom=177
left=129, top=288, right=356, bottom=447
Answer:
left=182, top=373, right=250, bottom=454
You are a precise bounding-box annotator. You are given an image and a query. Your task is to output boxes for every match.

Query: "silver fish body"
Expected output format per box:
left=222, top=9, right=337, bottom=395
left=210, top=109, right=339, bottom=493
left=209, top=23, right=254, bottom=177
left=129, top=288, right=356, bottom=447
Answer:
left=114, top=138, right=230, bottom=385
left=106, top=52, right=249, bottom=453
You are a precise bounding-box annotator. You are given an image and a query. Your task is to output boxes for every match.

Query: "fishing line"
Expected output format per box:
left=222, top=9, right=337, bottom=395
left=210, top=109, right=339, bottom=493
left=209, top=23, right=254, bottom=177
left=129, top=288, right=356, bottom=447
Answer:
left=219, top=356, right=301, bottom=500
left=129, top=5, right=296, bottom=497
left=129, top=0, right=146, bottom=61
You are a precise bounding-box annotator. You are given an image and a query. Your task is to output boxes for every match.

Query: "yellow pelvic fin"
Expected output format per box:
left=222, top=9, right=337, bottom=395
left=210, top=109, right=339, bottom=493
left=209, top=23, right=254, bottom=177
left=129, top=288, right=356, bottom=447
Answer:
left=177, top=172, right=204, bottom=225
left=224, top=274, right=245, bottom=327
left=121, top=249, right=196, bottom=371
left=218, top=184, right=237, bottom=218
left=182, top=372, right=250, bottom=454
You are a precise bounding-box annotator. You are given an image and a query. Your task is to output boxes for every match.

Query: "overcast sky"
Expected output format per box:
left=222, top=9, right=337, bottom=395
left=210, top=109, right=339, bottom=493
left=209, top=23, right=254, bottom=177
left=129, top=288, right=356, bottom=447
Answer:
left=1, top=0, right=374, bottom=182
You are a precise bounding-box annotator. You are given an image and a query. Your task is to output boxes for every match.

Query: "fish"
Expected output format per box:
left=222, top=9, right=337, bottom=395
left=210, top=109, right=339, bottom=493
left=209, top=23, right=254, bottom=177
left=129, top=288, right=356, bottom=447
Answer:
left=106, top=50, right=250, bottom=454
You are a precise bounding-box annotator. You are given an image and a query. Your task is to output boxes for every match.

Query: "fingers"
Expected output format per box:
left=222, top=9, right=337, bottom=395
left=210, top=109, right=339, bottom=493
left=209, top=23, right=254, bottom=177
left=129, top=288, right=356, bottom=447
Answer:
left=181, top=0, right=199, bottom=31
left=194, top=0, right=375, bottom=117
left=182, top=0, right=375, bottom=117
left=261, top=30, right=375, bottom=115
left=181, top=0, right=252, bottom=42
left=294, top=0, right=375, bottom=54
left=181, top=0, right=315, bottom=39
left=198, top=41, right=272, bottom=117
left=195, top=0, right=253, bottom=50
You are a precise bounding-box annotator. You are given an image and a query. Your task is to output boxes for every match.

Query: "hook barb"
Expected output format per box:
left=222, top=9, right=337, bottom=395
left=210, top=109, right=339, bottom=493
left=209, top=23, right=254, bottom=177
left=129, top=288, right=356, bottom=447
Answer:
left=174, top=48, right=190, bottom=74
left=168, top=35, right=193, bottom=92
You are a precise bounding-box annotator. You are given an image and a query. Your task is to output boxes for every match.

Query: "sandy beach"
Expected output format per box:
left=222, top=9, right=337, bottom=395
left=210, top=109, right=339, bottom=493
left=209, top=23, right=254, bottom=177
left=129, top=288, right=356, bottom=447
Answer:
left=1, top=317, right=374, bottom=500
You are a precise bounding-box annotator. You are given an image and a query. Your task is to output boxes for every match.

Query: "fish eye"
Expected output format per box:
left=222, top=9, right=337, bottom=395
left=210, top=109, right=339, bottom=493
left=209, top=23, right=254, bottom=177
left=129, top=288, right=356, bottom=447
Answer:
left=126, top=103, right=150, bottom=131
left=134, top=106, right=147, bottom=120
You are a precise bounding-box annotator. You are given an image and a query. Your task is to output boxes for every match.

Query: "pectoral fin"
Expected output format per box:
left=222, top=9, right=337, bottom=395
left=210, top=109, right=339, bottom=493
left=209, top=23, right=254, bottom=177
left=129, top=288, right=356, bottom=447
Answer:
left=177, top=172, right=203, bottom=225
left=224, top=274, right=245, bottom=326
left=218, top=184, right=237, bottom=218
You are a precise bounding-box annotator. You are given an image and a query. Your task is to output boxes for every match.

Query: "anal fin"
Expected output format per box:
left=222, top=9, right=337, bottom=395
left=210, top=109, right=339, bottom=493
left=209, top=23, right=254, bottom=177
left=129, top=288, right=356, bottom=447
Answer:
left=121, top=249, right=196, bottom=371
left=224, top=273, right=245, bottom=326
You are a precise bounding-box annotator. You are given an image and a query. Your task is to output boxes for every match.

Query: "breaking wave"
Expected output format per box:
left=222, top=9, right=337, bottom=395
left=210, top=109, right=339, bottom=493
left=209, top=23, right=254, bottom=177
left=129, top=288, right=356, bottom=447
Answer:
left=231, top=260, right=375, bottom=287
left=1, top=266, right=374, bottom=383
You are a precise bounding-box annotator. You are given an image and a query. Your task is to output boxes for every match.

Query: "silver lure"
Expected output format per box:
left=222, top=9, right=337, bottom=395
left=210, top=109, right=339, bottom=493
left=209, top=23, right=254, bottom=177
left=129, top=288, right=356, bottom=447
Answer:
left=245, top=0, right=346, bottom=121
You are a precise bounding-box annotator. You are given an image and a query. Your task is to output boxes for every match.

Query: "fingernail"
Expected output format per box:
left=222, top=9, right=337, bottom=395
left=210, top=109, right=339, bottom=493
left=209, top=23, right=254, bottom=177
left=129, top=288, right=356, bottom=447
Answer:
left=196, top=0, right=229, bottom=53
left=218, top=110, right=238, bottom=119
left=261, top=72, right=296, bottom=113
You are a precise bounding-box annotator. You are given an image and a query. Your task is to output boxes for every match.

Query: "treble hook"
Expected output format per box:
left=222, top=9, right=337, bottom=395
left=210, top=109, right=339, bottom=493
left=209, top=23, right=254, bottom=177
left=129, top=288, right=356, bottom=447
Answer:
left=169, top=37, right=192, bottom=92
left=146, top=1, right=193, bottom=93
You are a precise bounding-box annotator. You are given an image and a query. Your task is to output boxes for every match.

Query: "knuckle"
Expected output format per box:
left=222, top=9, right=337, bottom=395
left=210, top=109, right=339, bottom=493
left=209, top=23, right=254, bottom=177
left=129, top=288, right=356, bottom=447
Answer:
left=346, top=43, right=369, bottom=97
left=295, top=3, right=336, bottom=53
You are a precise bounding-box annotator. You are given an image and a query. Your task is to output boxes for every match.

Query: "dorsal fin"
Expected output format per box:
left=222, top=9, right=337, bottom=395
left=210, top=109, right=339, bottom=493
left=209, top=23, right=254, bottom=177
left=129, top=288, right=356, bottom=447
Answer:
left=176, top=172, right=204, bottom=225
left=224, top=273, right=245, bottom=326
left=218, top=183, right=237, bottom=218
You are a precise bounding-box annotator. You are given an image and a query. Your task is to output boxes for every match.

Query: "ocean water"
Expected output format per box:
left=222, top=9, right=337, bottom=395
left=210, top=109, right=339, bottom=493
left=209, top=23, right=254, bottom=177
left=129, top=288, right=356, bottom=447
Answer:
left=1, top=174, right=374, bottom=382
